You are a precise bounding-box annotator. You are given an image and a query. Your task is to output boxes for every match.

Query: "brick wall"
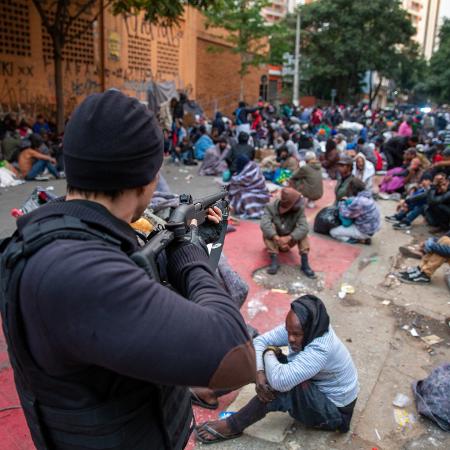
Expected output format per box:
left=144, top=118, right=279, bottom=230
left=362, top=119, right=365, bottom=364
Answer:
left=196, top=38, right=267, bottom=118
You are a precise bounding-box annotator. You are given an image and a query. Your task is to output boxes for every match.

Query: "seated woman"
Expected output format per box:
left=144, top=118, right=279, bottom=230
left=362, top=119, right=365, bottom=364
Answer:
left=352, top=152, right=375, bottom=192
left=195, top=295, right=359, bottom=444
left=228, top=155, right=270, bottom=219
left=198, top=135, right=230, bottom=176
left=379, top=149, right=422, bottom=196
left=330, top=178, right=381, bottom=245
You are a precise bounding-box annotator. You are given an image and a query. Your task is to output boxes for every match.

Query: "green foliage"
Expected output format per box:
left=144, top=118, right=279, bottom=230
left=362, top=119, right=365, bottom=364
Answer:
left=298, top=0, right=415, bottom=101
left=204, top=0, right=273, bottom=77
left=112, top=0, right=223, bottom=27
left=426, top=19, right=450, bottom=104
left=268, top=14, right=296, bottom=65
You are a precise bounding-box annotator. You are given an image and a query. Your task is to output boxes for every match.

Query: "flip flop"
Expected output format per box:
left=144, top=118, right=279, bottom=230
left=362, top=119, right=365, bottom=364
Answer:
left=190, top=390, right=219, bottom=410
left=195, top=422, right=242, bottom=444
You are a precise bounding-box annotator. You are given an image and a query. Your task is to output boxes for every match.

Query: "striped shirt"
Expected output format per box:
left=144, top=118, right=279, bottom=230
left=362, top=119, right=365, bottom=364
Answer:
left=254, top=325, right=359, bottom=407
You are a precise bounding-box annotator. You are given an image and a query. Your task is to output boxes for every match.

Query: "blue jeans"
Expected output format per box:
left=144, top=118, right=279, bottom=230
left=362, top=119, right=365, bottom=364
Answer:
left=25, top=159, right=59, bottom=180
left=395, top=204, right=425, bottom=225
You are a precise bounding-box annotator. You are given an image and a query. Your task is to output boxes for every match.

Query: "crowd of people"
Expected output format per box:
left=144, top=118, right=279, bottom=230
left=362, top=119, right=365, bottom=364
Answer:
left=0, top=113, right=63, bottom=185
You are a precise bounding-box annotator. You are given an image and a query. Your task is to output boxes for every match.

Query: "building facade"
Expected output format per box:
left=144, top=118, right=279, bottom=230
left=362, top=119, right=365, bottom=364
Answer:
left=402, top=0, right=441, bottom=59
left=0, top=0, right=267, bottom=121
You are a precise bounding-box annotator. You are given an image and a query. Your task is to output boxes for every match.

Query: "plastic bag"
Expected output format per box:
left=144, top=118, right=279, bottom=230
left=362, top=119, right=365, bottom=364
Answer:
left=313, top=206, right=341, bottom=235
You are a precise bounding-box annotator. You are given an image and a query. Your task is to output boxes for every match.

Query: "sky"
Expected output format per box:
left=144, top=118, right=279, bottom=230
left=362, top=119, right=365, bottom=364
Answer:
left=440, top=0, right=450, bottom=20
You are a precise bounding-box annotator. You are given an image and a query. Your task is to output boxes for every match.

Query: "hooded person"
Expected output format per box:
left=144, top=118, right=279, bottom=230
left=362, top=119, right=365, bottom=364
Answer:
left=195, top=295, right=359, bottom=445
left=198, top=135, right=230, bottom=176
left=290, top=150, right=324, bottom=207
left=226, top=131, right=256, bottom=174
left=260, top=187, right=315, bottom=278
left=352, top=152, right=375, bottom=192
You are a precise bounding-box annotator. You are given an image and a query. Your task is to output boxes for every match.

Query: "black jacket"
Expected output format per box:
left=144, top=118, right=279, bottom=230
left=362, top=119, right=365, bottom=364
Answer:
left=3, top=200, right=255, bottom=449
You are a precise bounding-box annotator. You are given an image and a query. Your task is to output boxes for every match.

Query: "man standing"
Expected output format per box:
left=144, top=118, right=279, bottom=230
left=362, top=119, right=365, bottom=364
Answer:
left=260, top=187, right=315, bottom=278
left=234, top=101, right=258, bottom=135
left=0, top=90, right=255, bottom=450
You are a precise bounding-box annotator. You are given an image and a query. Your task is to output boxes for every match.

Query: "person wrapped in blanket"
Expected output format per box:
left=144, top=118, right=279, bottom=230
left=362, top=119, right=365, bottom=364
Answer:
left=194, top=295, right=359, bottom=445
left=330, top=178, right=381, bottom=245
left=198, top=135, right=231, bottom=176
left=228, top=155, right=270, bottom=219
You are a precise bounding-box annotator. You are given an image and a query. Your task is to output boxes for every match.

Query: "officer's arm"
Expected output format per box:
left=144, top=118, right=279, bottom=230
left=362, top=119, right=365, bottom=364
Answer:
left=38, top=241, right=256, bottom=390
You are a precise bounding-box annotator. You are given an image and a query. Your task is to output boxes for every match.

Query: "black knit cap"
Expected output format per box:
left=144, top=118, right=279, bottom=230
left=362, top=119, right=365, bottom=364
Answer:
left=63, top=89, right=163, bottom=190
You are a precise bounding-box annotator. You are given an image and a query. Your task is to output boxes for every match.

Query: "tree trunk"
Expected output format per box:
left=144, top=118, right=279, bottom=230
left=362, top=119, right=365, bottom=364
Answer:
left=369, top=76, right=383, bottom=107
left=53, top=37, right=65, bottom=133
left=368, top=70, right=373, bottom=109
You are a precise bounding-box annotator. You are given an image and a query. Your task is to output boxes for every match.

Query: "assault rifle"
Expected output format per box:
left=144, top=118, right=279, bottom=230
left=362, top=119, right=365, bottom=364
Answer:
left=131, top=189, right=229, bottom=283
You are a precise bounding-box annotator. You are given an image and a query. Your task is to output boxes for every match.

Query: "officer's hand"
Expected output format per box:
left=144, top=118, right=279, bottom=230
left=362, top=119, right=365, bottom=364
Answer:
left=207, top=206, right=222, bottom=224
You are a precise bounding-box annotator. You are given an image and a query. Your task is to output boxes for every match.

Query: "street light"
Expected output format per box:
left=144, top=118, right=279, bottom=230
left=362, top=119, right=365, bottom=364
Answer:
left=292, top=1, right=303, bottom=106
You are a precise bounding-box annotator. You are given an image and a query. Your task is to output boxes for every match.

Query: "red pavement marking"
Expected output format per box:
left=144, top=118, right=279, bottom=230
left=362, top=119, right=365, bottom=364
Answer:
left=186, top=180, right=360, bottom=448
left=0, top=179, right=361, bottom=450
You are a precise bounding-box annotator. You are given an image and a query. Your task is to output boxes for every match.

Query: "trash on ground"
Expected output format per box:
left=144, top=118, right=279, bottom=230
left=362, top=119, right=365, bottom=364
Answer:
left=381, top=300, right=391, bottom=306
left=219, top=411, right=236, bottom=420
left=410, top=328, right=420, bottom=337
left=393, top=393, right=410, bottom=408
left=374, top=428, right=381, bottom=441
left=340, top=283, right=355, bottom=294
left=338, top=291, right=346, bottom=299
left=421, top=335, right=443, bottom=346
left=271, top=288, right=288, bottom=294
left=185, top=174, right=193, bottom=181
left=358, top=253, right=379, bottom=270
left=247, top=296, right=268, bottom=319
left=393, top=408, right=416, bottom=429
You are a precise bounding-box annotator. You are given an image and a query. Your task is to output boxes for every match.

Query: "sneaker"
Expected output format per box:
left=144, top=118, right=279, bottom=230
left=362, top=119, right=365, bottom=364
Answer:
left=390, top=193, right=402, bottom=201
left=398, top=266, right=421, bottom=277
left=385, top=215, right=399, bottom=223
left=347, top=238, right=372, bottom=245
left=399, top=271, right=431, bottom=284
left=393, top=222, right=411, bottom=230
left=34, top=175, right=50, bottom=181
left=378, top=192, right=391, bottom=200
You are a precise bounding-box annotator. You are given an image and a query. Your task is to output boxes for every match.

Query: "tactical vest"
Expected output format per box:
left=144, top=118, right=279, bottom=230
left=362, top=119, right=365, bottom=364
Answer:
left=0, top=211, right=193, bottom=449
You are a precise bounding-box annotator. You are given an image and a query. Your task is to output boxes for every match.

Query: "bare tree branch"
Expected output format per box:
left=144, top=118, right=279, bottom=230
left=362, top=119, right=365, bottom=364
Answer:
left=64, top=0, right=97, bottom=37
left=32, top=0, right=53, bottom=34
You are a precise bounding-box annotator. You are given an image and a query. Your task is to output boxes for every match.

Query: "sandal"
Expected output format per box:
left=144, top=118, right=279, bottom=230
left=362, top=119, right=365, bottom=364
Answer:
left=195, top=422, right=242, bottom=444
left=190, top=390, right=218, bottom=410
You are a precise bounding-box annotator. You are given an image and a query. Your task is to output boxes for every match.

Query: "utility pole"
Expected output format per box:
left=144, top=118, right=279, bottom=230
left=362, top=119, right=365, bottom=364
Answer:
left=292, top=4, right=301, bottom=106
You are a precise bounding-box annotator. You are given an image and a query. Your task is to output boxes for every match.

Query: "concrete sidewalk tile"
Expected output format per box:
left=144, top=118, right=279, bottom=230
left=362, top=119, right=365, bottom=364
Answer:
left=227, top=384, right=294, bottom=443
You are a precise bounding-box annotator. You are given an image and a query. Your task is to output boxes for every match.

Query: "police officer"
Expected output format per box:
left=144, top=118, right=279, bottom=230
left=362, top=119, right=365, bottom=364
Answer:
left=0, top=90, right=256, bottom=449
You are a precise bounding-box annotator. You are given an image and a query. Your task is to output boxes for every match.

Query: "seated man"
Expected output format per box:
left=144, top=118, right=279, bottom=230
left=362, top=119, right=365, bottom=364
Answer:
left=399, top=233, right=450, bottom=284
left=195, top=295, right=359, bottom=444
left=290, top=150, right=324, bottom=208
left=386, top=173, right=433, bottom=230
left=260, top=187, right=315, bottom=278
left=425, top=173, right=450, bottom=230
left=335, top=155, right=356, bottom=203
left=18, top=142, right=59, bottom=180
left=330, top=178, right=381, bottom=245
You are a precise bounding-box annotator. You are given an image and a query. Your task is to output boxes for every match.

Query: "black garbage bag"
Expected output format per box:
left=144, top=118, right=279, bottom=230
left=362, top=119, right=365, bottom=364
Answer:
left=313, top=206, right=341, bottom=235
left=412, top=363, right=450, bottom=431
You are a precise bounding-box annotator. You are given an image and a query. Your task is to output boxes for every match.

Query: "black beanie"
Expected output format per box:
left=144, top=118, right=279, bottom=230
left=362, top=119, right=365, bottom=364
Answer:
left=63, top=89, right=163, bottom=190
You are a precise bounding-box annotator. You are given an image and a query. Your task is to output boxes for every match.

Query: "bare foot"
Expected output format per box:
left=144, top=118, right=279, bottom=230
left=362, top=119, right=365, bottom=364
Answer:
left=196, top=419, right=236, bottom=442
